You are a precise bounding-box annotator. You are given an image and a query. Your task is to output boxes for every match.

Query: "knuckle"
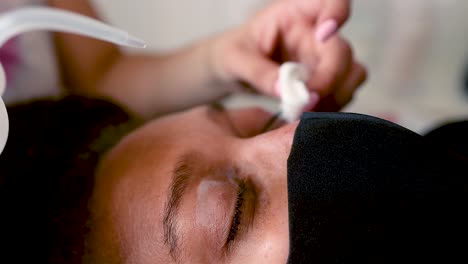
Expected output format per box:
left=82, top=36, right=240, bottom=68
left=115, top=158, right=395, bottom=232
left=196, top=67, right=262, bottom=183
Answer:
left=336, top=38, right=353, bottom=58
left=355, top=64, right=368, bottom=86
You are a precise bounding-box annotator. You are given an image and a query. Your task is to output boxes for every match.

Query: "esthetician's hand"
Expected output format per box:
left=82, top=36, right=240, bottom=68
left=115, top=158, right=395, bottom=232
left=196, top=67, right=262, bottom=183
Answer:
left=211, top=0, right=367, bottom=111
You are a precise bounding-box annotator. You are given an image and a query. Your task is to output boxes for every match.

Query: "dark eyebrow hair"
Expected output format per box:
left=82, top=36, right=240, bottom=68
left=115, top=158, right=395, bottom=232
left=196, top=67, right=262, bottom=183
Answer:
left=162, top=153, right=196, bottom=261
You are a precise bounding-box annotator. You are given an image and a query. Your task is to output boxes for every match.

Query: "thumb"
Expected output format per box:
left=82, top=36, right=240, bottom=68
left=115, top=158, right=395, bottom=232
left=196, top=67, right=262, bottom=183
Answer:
left=229, top=48, right=280, bottom=98
left=318, top=0, right=351, bottom=26
left=293, top=0, right=351, bottom=27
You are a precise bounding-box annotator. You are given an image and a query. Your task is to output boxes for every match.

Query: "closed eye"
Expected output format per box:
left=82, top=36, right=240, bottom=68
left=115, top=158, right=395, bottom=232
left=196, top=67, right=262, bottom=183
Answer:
left=223, top=177, right=257, bottom=254
left=226, top=180, right=246, bottom=246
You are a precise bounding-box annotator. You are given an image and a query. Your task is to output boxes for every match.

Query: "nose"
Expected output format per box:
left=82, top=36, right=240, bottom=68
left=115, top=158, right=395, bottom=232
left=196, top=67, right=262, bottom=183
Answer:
left=230, top=110, right=295, bottom=264
left=235, top=116, right=299, bottom=184
left=218, top=105, right=300, bottom=180
left=256, top=120, right=299, bottom=158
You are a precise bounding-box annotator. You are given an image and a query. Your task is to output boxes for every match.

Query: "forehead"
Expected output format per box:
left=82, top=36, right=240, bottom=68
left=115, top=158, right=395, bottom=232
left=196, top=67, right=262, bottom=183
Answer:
left=90, top=110, right=229, bottom=262
left=94, top=106, right=220, bottom=205
left=90, top=118, right=185, bottom=261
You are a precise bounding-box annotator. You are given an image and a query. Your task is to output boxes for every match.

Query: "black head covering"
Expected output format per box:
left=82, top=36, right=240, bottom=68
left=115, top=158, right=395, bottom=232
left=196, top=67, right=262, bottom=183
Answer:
left=287, top=112, right=467, bottom=263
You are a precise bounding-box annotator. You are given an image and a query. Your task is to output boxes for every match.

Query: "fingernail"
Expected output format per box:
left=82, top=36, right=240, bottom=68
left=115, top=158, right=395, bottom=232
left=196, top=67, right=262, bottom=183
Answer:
left=303, top=92, right=320, bottom=111
left=315, top=19, right=338, bottom=43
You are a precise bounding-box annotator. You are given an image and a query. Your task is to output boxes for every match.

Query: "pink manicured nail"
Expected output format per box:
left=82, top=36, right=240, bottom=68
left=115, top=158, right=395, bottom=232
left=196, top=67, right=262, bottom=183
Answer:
left=303, top=92, right=320, bottom=111
left=315, top=19, right=338, bottom=43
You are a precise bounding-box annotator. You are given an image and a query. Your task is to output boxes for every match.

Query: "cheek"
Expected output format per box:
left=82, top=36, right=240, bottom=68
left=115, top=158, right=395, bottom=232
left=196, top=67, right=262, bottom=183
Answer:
left=232, top=223, right=289, bottom=264
left=253, top=186, right=289, bottom=263
left=229, top=167, right=289, bottom=264
left=253, top=235, right=289, bottom=263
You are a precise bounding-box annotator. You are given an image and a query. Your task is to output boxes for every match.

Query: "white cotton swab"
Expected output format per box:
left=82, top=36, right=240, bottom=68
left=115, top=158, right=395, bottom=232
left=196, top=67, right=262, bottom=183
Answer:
left=278, top=62, right=311, bottom=122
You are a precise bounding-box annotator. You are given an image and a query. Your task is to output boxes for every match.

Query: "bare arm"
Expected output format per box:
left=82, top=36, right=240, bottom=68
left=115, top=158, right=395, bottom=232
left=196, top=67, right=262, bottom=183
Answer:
left=47, top=0, right=232, bottom=119
left=48, top=0, right=365, bottom=118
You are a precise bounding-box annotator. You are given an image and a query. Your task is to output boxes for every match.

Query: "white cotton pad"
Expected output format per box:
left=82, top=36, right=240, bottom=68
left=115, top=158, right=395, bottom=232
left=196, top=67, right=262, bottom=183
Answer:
left=278, top=62, right=310, bottom=122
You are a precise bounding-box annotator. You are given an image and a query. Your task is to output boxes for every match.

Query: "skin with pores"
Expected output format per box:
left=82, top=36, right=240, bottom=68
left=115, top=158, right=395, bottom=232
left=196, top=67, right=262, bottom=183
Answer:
left=0, top=0, right=367, bottom=263
left=88, top=106, right=293, bottom=263
left=34, top=1, right=365, bottom=262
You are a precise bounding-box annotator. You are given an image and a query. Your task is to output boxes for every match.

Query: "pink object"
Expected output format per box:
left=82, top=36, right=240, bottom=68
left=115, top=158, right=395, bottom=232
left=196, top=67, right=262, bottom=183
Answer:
left=0, top=37, right=20, bottom=85
left=315, top=19, right=338, bottom=43
left=375, top=112, right=399, bottom=123
left=303, top=92, right=320, bottom=111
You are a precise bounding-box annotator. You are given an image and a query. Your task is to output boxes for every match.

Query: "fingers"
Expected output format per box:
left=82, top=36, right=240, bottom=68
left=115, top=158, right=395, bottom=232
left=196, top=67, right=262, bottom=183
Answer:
left=307, top=35, right=353, bottom=97
left=298, top=32, right=366, bottom=112
left=228, top=0, right=354, bottom=100
left=334, top=61, right=367, bottom=106
left=226, top=46, right=280, bottom=97
left=293, top=0, right=351, bottom=26
left=312, top=61, right=366, bottom=112
left=315, top=19, right=338, bottom=43
left=320, top=0, right=351, bottom=26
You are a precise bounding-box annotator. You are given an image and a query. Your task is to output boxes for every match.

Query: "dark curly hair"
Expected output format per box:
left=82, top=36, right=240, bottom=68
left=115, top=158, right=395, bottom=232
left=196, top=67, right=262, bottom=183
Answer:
left=0, top=95, right=141, bottom=263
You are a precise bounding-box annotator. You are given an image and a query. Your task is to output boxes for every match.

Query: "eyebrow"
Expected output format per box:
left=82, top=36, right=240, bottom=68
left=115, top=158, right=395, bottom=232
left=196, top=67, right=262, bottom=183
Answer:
left=162, top=152, right=196, bottom=261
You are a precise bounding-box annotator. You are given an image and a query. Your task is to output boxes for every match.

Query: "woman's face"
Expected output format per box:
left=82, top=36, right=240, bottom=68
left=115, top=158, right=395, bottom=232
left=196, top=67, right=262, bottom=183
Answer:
left=89, top=104, right=299, bottom=263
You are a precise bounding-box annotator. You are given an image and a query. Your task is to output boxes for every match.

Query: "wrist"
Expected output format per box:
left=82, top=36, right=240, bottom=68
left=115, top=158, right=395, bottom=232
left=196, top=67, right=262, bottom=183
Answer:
left=206, top=28, right=246, bottom=94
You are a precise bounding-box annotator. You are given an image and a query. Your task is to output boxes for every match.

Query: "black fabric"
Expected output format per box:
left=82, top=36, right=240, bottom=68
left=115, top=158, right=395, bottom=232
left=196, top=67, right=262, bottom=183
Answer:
left=424, top=120, right=468, bottom=159
left=287, top=112, right=467, bottom=264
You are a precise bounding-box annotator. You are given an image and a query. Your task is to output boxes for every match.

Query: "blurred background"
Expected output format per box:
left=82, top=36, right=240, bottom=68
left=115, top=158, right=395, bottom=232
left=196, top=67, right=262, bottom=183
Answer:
left=93, top=0, right=468, bottom=134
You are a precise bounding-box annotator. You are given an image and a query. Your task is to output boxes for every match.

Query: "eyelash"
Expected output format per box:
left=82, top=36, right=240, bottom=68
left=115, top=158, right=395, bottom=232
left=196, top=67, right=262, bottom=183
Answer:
left=226, top=180, right=246, bottom=245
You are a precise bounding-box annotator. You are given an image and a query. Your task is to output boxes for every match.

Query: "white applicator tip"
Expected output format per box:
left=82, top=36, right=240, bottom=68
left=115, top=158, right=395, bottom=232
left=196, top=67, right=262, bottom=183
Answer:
left=278, top=62, right=311, bottom=122
left=122, top=34, right=147, bottom=48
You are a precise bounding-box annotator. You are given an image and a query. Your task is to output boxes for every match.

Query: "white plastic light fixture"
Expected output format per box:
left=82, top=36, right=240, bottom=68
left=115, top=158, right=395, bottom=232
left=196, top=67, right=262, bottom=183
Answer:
left=0, top=7, right=146, bottom=154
